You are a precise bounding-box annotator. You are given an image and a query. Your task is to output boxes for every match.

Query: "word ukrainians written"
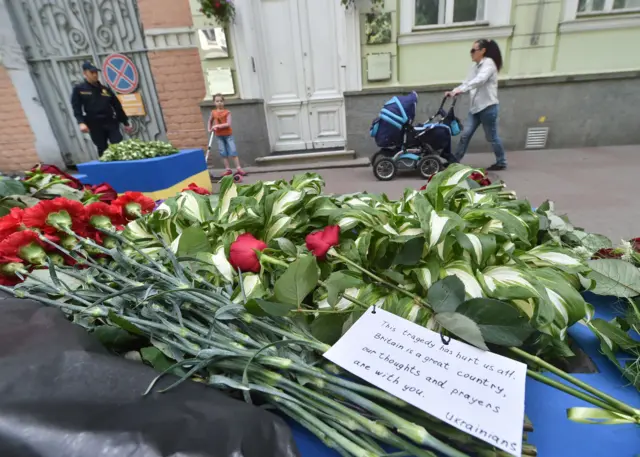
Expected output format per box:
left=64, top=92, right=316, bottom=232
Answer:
left=324, top=307, right=527, bottom=457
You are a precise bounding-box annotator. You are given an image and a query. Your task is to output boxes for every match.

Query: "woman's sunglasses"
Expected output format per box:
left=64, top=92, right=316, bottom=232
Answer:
left=470, top=48, right=481, bottom=54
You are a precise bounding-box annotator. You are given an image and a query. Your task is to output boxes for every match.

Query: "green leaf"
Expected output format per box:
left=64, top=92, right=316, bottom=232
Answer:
left=274, top=255, right=319, bottom=306
left=587, top=259, right=640, bottom=298
left=573, top=231, right=612, bottom=251
left=276, top=237, right=297, bottom=257
left=590, top=318, right=639, bottom=352
left=92, top=326, right=141, bottom=351
left=311, top=314, right=348, bottom=345
left=177, top=226, right=212, bottom=257
left=454, top=232, right=497, bottom=266
left=427, top=275, right=466, bottom=313
left=141, top=347, right=185, bottom=376
left=0, top=177, right=26, bottom=197
left=325, top=271, right=363, bottom=307
left=455, top=298, right=534, bottom=347
left=244, top=298, right=297, bottom=317
left=413, top=193, right=434, bottom=234
left=108, top=311, right=145, bottom=336
left=435, top=312, right=488, bottom=350
left=393, top=237, right=425, bottom=266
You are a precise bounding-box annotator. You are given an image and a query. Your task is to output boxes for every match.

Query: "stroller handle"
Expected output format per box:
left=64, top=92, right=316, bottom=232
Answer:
left=440, top=95, right=458, bottom=109
left=423, top=95, right=458, bottom=124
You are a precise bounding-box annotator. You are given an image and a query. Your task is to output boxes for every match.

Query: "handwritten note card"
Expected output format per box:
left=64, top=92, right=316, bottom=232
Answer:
left=324, top=307, right=527, bottom=456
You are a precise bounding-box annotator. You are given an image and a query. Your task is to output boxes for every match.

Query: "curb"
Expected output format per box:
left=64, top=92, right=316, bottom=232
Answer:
left=209, top=158, right=371, bottom=175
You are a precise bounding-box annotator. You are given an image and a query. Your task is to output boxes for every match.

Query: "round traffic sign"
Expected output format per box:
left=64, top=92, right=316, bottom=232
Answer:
left=102, top=53, right=139, bottom=94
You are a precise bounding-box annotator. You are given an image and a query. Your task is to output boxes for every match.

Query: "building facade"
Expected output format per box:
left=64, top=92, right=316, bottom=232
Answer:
left=1, top=0, right=639, bottom=172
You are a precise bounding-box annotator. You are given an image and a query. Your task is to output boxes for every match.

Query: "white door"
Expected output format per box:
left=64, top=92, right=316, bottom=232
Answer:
left=254, top=0, right=347, bottom=152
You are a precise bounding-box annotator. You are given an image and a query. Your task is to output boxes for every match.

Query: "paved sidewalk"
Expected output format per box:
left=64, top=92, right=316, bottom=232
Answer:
left=237, top=145, right=640, bottom=242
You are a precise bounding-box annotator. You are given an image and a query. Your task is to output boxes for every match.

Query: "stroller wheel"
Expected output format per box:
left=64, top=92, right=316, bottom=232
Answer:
left=373, top=158, right=396, bottom=181
left=418, top=156, right=442, bottom=179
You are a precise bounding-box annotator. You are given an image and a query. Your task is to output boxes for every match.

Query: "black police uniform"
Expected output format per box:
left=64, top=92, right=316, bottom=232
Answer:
left=71, top=71, right=130, bottom=157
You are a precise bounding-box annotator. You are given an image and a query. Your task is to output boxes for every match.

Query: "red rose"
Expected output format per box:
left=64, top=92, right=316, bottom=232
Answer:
left=32, top=164, right=83, bottom=189
left=215, top=2, right=221, bottom=7
left=22, top=198, right=87, bottom=234
left=86, top=202, right=125, bottom=230
left=229, top=233, right=267, bottom=273
left=0, top=230, right=47, bottom=266
left=631, top=237, right=640, bottom=252
left=112, top=192, right=155, bottom=220
left=0, top=207, right=24, bottom=238
left=183, top=183, right=211, bottom=195
left=593, top=248, right=622, bottom=260
left=306, top=225, right=340, bottom=260
left=88, top=183, right=118, bottom=203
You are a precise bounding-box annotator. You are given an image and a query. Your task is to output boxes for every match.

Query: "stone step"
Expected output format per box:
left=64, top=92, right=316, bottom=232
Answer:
left=254, top=149, right=357, bottom=166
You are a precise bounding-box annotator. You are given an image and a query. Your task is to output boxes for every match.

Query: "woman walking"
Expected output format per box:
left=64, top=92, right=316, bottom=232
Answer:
left=446, top=39, right=507, bottom=171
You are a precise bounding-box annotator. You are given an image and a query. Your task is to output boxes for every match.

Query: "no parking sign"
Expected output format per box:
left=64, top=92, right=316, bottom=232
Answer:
left=102, top=53, right=139, bottom=94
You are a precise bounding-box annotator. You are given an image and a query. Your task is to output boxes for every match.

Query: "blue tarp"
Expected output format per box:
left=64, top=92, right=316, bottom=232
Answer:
left=288, top=293, right=640, bottom=457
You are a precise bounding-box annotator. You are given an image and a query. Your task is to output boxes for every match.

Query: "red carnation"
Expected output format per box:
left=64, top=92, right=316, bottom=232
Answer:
left=0, top=207, right=24, bottom=238
left=22, top=198, right=86, bottom=234
left=86, top=202, right=125, bottom=230
left=229, top=233, right=267, bottom=273
left=0, top=252, right=26, bottom=286
left=0, top=230, right=47, bottom=266
left=112, top=192, right=155, bottom=220
left=88, top=183, right=118, bottom=203
left=183, top=183, right=211, bottom=196
left=31, top=164, right=83, bottom=190
left=306, top=226, right=340, bottom=260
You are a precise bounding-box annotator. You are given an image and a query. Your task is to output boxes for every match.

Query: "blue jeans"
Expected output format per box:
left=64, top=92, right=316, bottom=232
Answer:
left=217, top=135, right=237, bottom=157
left=454, top=104, right=507, bottom=166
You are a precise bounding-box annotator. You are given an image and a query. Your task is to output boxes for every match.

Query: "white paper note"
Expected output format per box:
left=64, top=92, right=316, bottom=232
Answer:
left=324, top=307, right=527, bottom=456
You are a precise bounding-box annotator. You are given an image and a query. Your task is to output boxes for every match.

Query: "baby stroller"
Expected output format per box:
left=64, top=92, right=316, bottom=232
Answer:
left=369, top=92, right=462, bottom=181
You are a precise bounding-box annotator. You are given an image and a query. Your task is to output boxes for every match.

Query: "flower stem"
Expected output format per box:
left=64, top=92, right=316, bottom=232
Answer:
left=511, top=347, right=640, bottom=418
left=329, top=251, right=430, bottom=310
left=472, top=183, right=505, bottom=193
left=526, top=370, right=637, bottom=422
left=261, top=253, right=289, bottom=269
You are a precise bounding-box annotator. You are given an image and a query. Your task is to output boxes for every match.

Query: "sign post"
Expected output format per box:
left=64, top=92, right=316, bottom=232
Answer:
left=117, top=93, right=146, bottom=117
left=102, top=53, right=139, bottom=94
left=103, top=53, right=145, bottom=118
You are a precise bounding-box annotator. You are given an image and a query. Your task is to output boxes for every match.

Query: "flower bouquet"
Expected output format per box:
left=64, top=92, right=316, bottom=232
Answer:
left=2, top=165, right=639, bottom=457
left=100, top=139, right=179, bottom=162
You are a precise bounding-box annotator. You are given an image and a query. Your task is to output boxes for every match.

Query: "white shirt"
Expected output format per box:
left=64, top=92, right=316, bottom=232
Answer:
left=455, top=58, right=499, bottom=114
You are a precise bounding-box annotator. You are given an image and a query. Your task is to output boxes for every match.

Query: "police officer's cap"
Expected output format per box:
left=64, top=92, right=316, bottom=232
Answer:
left=82, top=61, right=100, bottom=72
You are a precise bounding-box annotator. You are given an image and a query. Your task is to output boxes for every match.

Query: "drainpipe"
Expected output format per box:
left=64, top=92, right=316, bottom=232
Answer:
left=530, top=0, right=546, bottom=46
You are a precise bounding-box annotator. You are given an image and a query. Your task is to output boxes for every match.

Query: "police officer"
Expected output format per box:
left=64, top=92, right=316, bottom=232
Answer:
left=71, top=61, right=133, bottom=157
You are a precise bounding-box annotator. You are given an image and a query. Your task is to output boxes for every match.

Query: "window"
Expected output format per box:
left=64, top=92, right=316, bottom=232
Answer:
left=578, top=0, right=640, bottom=14
left=414, top=0, right=485, bottom=27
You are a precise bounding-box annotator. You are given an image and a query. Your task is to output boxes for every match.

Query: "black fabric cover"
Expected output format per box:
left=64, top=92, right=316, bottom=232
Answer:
left=0, top=295, right=300, bottom=457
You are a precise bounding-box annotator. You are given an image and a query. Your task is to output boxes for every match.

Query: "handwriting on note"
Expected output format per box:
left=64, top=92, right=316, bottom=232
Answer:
left=324, top=307, right=526, bottom=456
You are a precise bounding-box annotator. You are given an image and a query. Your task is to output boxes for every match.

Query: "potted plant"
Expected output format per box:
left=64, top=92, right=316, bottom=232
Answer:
left=198, top=0, right=236, bottom=27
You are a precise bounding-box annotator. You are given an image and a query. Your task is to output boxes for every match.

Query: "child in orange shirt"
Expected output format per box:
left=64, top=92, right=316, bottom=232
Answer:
left=208, top=94, right=245, bottom=176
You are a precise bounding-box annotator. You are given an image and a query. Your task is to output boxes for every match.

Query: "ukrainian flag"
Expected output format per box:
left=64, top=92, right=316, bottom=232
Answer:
left=76, top=149, right=212, bottom=200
